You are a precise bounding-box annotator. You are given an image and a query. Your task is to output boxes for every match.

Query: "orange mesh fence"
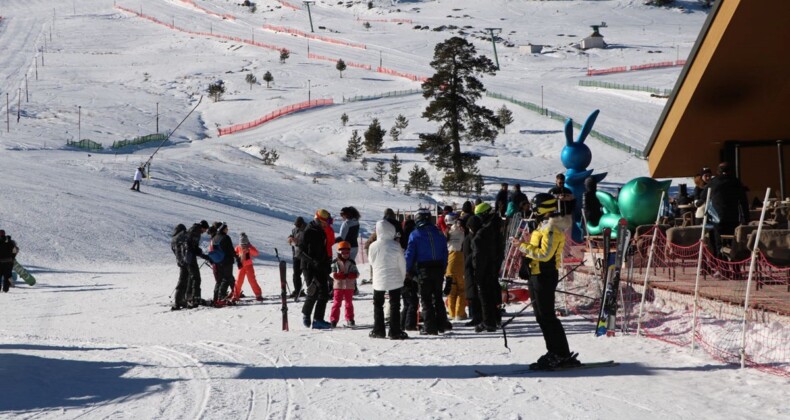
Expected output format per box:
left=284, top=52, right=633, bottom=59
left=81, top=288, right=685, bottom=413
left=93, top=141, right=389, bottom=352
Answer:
left=116, top=6, right=284, bottom=52
left=217, top=99, right=334, bottom=136
left=308, top=53, right=371, bottom=70
left=178, top=0, right=235, bottom=21
left=356, top=17, right=414, bottom=24
left=586, top=60, right=686, bottom=76
left=263, top=24, right=367, bottom=50
left=276, top=0, right=301, bottom=11
left=376, top=66, right=428, bottom=83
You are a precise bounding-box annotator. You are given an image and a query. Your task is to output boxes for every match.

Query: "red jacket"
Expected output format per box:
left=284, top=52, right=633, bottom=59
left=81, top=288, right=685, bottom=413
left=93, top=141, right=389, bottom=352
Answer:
left=235, top=244, right=259, bottom=267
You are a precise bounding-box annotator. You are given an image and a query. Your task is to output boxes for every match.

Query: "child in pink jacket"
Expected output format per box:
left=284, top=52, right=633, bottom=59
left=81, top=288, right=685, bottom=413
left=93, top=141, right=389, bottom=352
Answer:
left=329, top=241, right=359, bottom=327
left=232, top=232, right=263, bottom=301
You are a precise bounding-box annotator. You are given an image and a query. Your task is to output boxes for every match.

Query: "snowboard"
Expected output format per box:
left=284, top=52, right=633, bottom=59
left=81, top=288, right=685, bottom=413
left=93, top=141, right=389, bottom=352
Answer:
left=475, top=361, right=618, bottom=377
left=595, top=219, right=631, bottom=337
left=13, top=261, right=36, bottom=286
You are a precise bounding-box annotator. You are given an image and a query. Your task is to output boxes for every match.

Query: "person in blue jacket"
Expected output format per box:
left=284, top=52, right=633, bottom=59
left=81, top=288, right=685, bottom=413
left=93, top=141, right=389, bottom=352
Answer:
left=405, top=208, right=450, bottom=335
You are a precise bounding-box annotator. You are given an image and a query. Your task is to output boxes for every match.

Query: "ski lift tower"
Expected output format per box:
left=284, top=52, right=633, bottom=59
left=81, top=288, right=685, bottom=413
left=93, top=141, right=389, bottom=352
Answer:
left=485, top=27, right=502, bottom=70
left=303, top=1, right=316, bottom=33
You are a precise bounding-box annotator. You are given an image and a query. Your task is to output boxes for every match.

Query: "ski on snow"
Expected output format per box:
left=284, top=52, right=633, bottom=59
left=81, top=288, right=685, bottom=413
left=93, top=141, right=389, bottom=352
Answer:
left=475, top=361, right=618, bottom=377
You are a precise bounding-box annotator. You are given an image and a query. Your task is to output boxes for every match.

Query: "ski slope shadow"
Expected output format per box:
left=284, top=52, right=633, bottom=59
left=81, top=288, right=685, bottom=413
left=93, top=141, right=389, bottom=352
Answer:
left=236, top=362, right=655, bottom=380
left=0, top=352, right=172, bottom=412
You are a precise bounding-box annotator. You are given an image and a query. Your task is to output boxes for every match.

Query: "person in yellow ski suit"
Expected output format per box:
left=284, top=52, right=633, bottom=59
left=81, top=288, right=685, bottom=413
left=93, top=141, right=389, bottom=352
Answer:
left=512, top=193, right=580, bottom=370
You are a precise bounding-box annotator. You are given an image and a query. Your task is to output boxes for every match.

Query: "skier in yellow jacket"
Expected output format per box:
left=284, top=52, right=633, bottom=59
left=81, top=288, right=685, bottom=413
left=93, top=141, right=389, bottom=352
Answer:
left=512, top=193, right=580, bottom=370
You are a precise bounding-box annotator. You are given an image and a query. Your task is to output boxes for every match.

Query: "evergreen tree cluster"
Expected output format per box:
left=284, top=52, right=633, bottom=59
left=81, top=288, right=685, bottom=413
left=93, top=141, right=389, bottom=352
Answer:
left=259, top=147, right=279, bottom=165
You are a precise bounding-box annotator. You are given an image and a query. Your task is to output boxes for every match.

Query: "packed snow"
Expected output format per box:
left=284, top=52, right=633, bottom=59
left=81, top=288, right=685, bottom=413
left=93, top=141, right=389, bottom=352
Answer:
left=1, top=0, right=788, bottom=418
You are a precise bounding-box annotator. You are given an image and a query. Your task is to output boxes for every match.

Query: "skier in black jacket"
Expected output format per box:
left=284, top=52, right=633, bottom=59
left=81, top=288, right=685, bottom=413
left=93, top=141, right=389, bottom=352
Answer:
left=462, top=216, right=482, bottom=327
left=170, top=224, right=189, bottom=310
left=184, top=220, right=210, bottom=308
left=301, top=209, right=332, bottom=328
left=212, top=223, right=236, bottom=306
left=471, top=203, right=505, bottom=332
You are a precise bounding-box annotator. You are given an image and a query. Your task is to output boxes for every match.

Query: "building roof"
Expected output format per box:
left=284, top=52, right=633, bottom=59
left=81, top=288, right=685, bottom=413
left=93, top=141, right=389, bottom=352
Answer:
left=644, top=0, right=790, bottom=177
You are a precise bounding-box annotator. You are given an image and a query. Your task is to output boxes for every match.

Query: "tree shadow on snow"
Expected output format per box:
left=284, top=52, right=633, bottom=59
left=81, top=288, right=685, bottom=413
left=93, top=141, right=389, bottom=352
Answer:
left=0, top=351, right=172, bottom=412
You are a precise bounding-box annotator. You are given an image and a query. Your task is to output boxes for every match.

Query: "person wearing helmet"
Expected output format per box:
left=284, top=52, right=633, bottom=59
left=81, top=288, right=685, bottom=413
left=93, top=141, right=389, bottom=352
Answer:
left=301, top=209, right=332, bottom=329
left=329, top=241, right=359, bottom=328
left=512, top=193, right=580, bottom=370
left=404, top=208, right=450, bottom=335
left=470, top=202, right=505, bottom=332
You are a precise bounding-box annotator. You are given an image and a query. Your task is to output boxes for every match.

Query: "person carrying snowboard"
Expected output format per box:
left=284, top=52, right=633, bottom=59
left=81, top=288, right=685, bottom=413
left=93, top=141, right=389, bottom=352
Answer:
left=0, top=230, right=19, bottom=292
left=511, top=193, right=580, bottom=370
left=232, top=232, right=263, bottom=302
left=329, top=241, right=359, bottom=328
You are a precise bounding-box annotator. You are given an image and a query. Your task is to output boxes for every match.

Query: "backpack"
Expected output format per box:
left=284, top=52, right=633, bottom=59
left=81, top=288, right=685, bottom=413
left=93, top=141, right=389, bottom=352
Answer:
left=207, top=237, right=225, bottom=263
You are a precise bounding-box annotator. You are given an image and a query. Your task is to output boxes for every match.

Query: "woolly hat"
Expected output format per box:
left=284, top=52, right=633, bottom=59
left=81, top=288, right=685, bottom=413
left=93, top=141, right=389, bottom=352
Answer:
left=315, top=208, right=330, bottom=221
left=199, top=220, right=209, bottom=229
left=239, top=232, right=250, bottom=246
left=217, top=222, right=228, bottom=233
left=474, top=202, right=492, bottom=215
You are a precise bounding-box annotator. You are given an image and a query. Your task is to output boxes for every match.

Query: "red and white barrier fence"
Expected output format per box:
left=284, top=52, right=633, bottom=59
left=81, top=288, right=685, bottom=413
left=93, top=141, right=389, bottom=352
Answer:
left=586, top=60, right=686, bottom=76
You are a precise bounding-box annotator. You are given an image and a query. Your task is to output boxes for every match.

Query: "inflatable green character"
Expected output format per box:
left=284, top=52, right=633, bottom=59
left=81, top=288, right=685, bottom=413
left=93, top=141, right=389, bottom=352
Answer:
left=586, top=177, right=671, bottom=238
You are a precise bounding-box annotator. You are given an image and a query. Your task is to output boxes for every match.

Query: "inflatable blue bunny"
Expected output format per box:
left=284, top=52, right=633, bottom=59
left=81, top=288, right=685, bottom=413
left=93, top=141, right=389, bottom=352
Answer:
left=561, top=109, right=607, bottom=242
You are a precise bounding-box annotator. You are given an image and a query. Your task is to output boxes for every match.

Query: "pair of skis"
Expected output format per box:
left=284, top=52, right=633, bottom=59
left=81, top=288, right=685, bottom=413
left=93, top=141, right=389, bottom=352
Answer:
left=594, top=218, right=631, bottom=337
left=475, top=360, right=618, bottom=377
left=274, top=248, right=289, bottom=331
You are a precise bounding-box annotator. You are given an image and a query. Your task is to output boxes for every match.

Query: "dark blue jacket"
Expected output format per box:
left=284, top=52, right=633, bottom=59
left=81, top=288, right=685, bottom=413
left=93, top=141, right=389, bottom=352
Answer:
left=405, top=221, right=448, bottom=272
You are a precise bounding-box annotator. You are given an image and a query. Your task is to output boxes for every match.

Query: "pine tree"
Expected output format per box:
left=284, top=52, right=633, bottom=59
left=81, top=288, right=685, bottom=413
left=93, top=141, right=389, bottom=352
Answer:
left=263, top=71, right=273, bottom=88
left=336, top=59, right=347, bottom=78
left=408, top=165, right=432, bottom=193
left=245, top=73, right=257, bottom=90
left=363, top=118, right=386, bottom=153
left=340, top=113, right=349, bottom=126
left=497, top=105, right=514, bottom=133
left=420, top=37, right=501, bottom=178
left=279, top=49, right=290, bottom=64
left=389, top=154, right=402, bottom=187
left=389, top=126, right=400, bottom=142
left=345, top=130, right=364, bottom=160
left=208, top=80, right=226, bottom=102
left=394, top=114, right=409, bottom=131
left=373, top=161, right=387, bottom=184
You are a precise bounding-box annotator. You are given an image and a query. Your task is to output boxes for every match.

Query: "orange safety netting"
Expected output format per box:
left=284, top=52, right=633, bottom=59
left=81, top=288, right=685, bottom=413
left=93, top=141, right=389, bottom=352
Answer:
left=217, top=99, right=334, bottom=136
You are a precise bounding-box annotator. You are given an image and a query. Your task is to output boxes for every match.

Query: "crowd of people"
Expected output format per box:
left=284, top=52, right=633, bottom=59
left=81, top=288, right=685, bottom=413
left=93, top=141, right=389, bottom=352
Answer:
left=166, top=179, right=586, bottom=369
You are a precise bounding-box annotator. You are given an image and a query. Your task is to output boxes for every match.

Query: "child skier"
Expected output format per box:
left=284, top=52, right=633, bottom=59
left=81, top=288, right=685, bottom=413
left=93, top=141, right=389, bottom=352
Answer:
left=232, top=232, right=263, bottom=302
left=329, top=241, right=359, bottom=327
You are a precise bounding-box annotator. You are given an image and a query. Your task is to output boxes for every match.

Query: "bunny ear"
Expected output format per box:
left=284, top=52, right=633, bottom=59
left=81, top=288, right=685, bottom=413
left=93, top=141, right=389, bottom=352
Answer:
left=564, top=118, right=574, bottom=146
left=576, top=109, right=600, bottom=144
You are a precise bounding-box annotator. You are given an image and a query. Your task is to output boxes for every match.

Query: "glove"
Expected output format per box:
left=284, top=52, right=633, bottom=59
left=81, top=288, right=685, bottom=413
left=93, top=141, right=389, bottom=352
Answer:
left=443, top=276, right=453, bottom=296
left=333, top=272, right=347, bottom=280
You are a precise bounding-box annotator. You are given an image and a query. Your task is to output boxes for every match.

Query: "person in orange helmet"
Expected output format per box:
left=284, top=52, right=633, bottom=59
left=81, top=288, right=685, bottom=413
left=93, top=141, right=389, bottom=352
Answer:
left=232, top=232, right=262, bottom=302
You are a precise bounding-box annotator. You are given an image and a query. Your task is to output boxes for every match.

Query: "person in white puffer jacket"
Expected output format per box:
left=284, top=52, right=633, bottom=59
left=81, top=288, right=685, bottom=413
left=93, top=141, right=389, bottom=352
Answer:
left=368, top=220, right=408, bottom=340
